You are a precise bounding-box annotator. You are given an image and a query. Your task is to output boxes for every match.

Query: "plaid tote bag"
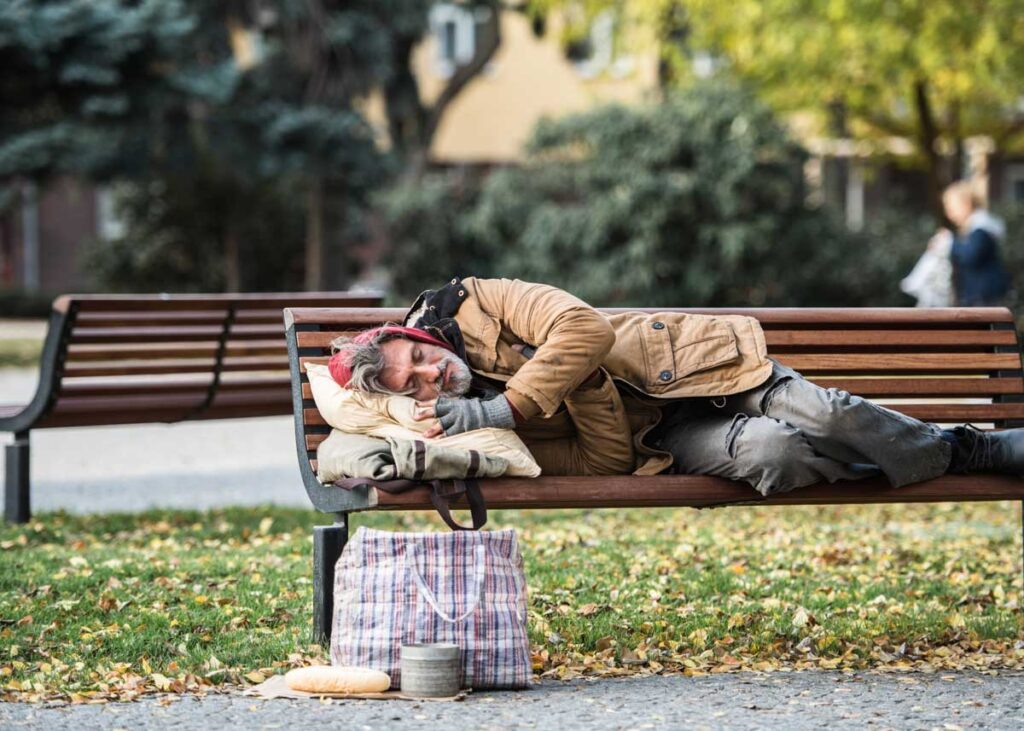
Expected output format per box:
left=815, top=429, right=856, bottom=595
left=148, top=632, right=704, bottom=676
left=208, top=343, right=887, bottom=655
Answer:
left=331, top=527, right=531, bottom=689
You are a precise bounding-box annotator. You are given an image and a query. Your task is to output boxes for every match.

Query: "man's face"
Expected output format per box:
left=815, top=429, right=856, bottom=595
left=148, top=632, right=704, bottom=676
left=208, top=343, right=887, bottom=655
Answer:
left=378, top=338, right=472, bottom=400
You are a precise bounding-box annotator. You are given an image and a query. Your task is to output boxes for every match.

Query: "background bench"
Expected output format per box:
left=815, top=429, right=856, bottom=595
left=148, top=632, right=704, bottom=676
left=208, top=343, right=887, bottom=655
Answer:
left=284, top=305, right=1024, bottom=645
left=2, top=292, right=381, bottom=523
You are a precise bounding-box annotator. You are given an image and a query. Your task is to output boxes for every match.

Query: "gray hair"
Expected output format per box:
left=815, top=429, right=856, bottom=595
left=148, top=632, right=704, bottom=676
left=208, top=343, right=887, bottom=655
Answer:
left=330, top=325, right=413, bottom=395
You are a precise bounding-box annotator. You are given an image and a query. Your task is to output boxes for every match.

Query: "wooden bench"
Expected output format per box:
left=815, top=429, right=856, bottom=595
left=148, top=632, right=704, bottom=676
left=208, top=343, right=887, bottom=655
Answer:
left=284, top=305, right=1024, bottom=645
left=1, top=292, right=381, bottom=523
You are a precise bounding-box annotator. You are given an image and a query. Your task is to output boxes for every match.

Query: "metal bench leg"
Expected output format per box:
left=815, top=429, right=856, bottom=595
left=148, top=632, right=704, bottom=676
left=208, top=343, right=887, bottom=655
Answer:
left=312, top=515, right=349, bottom=647
left=4, top=432, right=30, bottom=524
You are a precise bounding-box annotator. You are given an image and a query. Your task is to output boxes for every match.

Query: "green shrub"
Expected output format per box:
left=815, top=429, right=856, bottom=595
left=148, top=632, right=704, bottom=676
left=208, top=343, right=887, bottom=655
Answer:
left=376, top=169, right=500, bottom=304
left=0, top=289, right=56, bottom=318
left=82, top=175, right=311, bottom=293
left=385, top=82, right=931, bottom=307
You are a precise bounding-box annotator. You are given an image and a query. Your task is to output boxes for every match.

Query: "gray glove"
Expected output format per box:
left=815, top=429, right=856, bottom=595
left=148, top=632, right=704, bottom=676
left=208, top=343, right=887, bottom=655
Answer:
left=435, top=396, right=515, bottom=436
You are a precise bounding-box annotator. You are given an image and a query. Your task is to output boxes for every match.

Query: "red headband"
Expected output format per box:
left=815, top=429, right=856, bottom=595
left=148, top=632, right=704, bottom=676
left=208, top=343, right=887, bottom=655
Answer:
left=328, top=325, right=453, bottom=388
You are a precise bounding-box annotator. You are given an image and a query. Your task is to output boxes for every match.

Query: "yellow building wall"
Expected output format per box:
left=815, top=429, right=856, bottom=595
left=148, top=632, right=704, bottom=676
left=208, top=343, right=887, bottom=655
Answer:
left=361, top=10, right=659, bottom=163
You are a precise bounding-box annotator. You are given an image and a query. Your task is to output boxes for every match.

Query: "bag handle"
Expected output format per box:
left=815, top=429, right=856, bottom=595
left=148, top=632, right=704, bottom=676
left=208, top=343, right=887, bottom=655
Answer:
left=336, top=477, right=487, bottom=531
left=429, top=479, right=487, bottom=531
left=407, top=543, right=486, bottom=624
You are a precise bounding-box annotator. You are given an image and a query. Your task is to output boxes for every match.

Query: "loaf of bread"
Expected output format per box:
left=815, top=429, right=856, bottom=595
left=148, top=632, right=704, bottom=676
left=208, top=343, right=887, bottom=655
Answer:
left=284, top=665, right=391, bottom=694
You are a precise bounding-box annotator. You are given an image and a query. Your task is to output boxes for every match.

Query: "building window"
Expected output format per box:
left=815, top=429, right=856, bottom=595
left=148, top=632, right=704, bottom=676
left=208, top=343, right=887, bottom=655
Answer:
left=569, top=10, right=634, bottom=80
left=1006, top=163, right=1024, bottom=203
left=430, top=3, right=477, bottom=78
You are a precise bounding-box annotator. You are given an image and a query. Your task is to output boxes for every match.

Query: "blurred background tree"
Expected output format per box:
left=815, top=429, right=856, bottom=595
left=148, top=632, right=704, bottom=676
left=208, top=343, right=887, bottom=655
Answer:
left=0, top=0, right=393, bottom=292
left=531, top=0, right=1024, bottom=223
left=3, top=0, right=1022, bottom=308
left=385, top=82, right=929, bottom=306
left=1, top=0, right=507, bottom=293
left=0, top=0, right=202, bottom=179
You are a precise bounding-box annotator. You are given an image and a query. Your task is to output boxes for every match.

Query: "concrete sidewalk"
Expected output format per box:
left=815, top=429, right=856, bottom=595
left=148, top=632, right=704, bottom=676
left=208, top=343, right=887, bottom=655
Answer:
left=3, top=672, right=1024, bottom=730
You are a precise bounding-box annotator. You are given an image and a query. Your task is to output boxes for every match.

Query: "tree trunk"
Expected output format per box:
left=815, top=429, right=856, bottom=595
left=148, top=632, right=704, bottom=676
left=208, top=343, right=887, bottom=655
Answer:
left=419, top=4, right=501, bottom=160
left=223, top=220, right=241, bottom=293
left=304, top=178, right=324, bottom=291
left=825, top=99, right=850, bottom=223
left=913, top=80, right=947, bottom=224
left=384, top=37, right=426, bottom=161
left=383, top=1, right=502, bottom=179
left=948, top=98, right=964, bottom=180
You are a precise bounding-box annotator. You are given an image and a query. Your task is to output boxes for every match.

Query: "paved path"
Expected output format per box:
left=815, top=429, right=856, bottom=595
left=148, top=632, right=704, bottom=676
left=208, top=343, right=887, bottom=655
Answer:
left=3, top=672, right=1024, bottom=730
left=0, top=368, right=308, bottom=514
left=0, top=319, right=47, bottom=340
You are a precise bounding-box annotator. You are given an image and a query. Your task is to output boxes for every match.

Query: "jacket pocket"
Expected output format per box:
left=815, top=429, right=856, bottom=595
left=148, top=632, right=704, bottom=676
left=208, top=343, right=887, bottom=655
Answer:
left=639, top=317, right=740, bottom=391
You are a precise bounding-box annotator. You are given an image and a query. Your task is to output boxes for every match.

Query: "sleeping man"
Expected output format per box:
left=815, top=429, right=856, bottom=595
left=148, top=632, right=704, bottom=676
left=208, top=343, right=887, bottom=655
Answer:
left=327, top=276, right=1024, bottom=496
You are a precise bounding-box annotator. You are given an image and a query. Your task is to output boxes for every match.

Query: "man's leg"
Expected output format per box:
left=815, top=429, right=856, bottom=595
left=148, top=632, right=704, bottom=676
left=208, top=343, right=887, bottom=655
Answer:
left=729, top=362, right=952, bottom=488
left=658, top=411, right=876, bottom=497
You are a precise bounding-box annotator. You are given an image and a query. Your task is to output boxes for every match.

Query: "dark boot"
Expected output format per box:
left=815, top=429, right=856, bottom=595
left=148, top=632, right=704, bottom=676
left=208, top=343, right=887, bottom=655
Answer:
left=946, top=425, right=1024, bottom=476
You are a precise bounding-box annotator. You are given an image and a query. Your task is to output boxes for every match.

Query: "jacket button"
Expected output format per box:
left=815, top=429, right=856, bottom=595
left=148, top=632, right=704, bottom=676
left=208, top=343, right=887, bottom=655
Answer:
left=451, top=278, right=458, bottom=284
left=652, top=321, right=665, bottom=330
left=659, top=370, right=672, bottom=381
left=458, top=290, right=465, bottom=297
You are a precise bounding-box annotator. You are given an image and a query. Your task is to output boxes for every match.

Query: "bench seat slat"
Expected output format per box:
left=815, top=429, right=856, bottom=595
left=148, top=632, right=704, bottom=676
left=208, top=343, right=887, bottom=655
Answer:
left=356, top=473, right=1024, bottom=510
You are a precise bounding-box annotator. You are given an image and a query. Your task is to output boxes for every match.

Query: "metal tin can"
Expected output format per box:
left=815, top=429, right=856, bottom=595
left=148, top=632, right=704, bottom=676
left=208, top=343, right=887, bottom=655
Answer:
left=400, top=643, right=462, bottom=697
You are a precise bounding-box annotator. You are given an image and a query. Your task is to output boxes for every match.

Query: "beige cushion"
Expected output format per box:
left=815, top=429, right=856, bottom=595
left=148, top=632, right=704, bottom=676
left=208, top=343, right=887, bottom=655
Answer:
left=306, top=363, right=541, bottom=479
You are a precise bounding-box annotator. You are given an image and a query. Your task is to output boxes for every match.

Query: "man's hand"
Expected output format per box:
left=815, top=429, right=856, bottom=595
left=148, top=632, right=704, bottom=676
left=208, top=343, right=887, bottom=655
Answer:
left=412, top=395, right=515, bottom=437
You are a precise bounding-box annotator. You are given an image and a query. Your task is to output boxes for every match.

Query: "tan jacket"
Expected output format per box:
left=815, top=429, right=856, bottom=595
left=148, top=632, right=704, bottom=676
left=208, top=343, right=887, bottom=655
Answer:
left=453, top=277, right=773, bottom=475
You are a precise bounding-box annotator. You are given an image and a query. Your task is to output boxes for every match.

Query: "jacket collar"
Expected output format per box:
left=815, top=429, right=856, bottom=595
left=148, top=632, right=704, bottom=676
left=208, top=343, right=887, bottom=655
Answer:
left=404, top=277, right=502, bottom=398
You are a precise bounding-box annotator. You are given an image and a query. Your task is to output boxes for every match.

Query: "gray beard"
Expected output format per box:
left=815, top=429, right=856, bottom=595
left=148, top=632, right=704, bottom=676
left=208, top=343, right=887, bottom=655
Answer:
left=437, top=352, right=473, bottom=398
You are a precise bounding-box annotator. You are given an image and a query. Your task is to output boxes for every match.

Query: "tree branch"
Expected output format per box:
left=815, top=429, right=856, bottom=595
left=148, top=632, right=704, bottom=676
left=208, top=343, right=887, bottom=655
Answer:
left=861, top=111, right=911, bottom=138
left=995, top=116, right=1024, bottom=148
left=420, top=1, right=502, bottom=154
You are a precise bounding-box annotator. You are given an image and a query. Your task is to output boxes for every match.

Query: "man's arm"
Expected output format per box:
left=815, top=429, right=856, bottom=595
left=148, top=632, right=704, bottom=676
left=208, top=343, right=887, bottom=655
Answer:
left=467, top=278, right=616, bottom=420
left=523, top=372, right=636, bottom=475
left=467, top=278, right=634, bottom=473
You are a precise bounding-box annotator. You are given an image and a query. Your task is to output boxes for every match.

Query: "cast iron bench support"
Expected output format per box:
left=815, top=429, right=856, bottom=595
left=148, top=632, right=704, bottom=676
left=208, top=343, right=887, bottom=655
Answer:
left=4, top=432, right=30, bottom=524
left=312, top=516, right=349, bottom=646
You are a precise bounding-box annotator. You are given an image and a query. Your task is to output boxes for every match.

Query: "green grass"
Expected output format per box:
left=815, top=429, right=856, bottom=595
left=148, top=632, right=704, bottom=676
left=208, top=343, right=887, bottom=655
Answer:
left=0, top=339, right=42, bottom=368
left=2, top=502, right=1023, bottom=701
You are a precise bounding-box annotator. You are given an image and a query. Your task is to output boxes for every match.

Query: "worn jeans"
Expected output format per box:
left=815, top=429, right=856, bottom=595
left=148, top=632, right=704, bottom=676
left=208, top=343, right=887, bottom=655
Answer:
left=657, top=361, right=953, bottom=496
